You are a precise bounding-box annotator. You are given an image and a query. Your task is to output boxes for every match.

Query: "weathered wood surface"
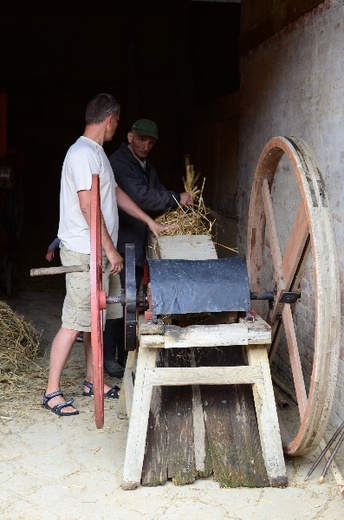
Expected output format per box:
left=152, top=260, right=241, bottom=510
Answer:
left=246, top=136, right=341, bottom=456
left=141, top=350, right=204, bottom=486
left=149, top=234, right=217, bottom=260
left=141, top=346, right=269, bottom=487
left=139, top=316, right=271, bottom=350
left=30, top=264, right=89, bottom=277
left=200, top=384, right=269, bottom=487
left=121, top=233, right=286, bottom=488
left=200, top=345, right=269, bottom=487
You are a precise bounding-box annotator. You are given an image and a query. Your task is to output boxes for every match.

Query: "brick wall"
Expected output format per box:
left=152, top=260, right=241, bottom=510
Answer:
left=238, top=0, right=344, bottom=426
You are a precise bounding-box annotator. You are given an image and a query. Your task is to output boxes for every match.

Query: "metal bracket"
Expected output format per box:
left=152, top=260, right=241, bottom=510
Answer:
left=279, top=291, right=301, bottom=304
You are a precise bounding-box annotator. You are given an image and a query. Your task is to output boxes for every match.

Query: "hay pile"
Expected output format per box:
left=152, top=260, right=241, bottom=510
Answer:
left=156, top=157, right=215, bottom=237
left=0, top=301, right=41, bottom=383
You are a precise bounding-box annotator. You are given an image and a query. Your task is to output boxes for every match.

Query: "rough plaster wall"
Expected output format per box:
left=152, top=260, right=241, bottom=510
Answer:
left=238, top=0, right=344, bottom=426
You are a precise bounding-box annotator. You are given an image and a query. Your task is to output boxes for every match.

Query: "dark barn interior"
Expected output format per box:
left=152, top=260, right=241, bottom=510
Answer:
left=1, top=1, right=344, bottom=506
left=0, top=0, right=241, bottom=293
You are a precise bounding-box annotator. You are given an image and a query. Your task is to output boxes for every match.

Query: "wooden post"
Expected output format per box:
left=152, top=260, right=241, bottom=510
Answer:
left=121, top=347, right=157, bottom=489
left=246, top=344, right=287, bottom=487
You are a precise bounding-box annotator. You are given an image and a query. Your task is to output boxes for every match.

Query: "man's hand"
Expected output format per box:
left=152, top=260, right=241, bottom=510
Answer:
left=179, top=191, right=196, bottom=206
left=46, top=249, right=55, bottom=262
left=147, top=219, right=172, bottom=237
left=106, top=247, right=123, bottom=274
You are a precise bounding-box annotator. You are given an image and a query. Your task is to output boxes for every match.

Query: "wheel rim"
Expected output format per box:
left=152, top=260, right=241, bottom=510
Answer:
left=90, top=174, right=105, bottom=429
left=246, top=136, right=340, bottom=455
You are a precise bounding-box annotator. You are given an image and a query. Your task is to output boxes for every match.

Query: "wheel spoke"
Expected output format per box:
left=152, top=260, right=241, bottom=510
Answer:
left=268, top=202, right=310, bottom=360
left=261, top=178, right=284, bottom=283
left=281, top=202, right=310, bottom=288
left=268, top=200, right=310, bottom=326
left=282, top=305, right=307, bottom=417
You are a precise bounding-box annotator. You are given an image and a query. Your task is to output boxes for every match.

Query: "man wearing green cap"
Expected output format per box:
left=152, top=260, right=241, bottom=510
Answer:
left=103, top=119, right=194, bottom=377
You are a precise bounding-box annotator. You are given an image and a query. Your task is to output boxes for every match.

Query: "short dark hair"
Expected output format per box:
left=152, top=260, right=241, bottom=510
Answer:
left=85, top=93, right=120, bottom=125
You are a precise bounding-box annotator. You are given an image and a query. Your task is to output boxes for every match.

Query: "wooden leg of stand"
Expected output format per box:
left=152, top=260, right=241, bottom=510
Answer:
left=121, top=347, right=157, bottom=489
left=246, top=345, right=287, bottom=487
left=118, top=350, right=137, bottom=419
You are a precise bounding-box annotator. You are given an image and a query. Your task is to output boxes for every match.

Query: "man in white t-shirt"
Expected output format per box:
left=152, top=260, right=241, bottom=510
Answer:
left=42, top=93, right=167, bottom=417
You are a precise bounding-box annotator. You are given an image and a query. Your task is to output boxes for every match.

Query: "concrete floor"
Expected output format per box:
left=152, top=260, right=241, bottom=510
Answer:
left=0, top=291, right=343, bottom=520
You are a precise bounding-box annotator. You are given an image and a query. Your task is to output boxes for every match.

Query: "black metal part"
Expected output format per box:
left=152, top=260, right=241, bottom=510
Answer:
left=124, top=243, right=137, bottom=351
left=147, top=257, right=251, bottom=315
left=250, top=291, right=275, bottom=301
left=106, top=294, right=125, bottom=305
left=279, top=291, right=301, bottom=304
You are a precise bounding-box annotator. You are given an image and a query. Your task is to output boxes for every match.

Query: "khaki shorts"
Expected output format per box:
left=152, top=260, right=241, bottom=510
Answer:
left=60, top=243, right=123, bottom=332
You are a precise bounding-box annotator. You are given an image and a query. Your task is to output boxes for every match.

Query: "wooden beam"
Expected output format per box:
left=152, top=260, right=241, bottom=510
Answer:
left=144, top=365, right=264, bottom=386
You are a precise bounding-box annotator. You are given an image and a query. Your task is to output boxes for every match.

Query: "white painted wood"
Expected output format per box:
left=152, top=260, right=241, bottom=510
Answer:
left=192, top=383, right=207, bottom=472
left=122, top=320, right=287, bottom=485
left=139, top=318, right=271, bottom=349
left=143, top=365, right=263, bottom=386
left=122, top=347, right=157, bottom=488
left=153, top=234, right=218, bottom=260
left=246, top=345, right=286, bottom=484
left=118, top=350, right=136, bottom=419
left=189, top=352, right=207, bottom=473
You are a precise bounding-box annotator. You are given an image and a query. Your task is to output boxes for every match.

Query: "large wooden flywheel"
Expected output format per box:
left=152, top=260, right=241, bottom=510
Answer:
left=246, top=136, right=341, bottom=456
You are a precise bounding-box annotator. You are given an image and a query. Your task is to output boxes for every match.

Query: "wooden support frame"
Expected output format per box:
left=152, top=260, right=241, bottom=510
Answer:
left=120, top=315, right=287, bottom=489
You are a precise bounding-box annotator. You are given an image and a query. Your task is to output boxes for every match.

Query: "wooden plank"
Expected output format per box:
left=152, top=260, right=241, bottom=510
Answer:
left=142, top=349, right=197, bottom=486
left=140, top=318, right=271, bottom=349
left=190, top=351, right=212, bottom=476
left=122, top=348, right=157, bottom=489
left=152, top=234, right=218, bottom=260
left=199, top=346, right=269, bottom=487
left=141, top=383, right=169, bottom=486
left=30, top=264, right=89, bottom=277
left=166, top=384, right=196, bottom=485
left=117, top=349, right=136, bottom=419
left=145, top=365, right=263, bottom=386
left=246, top=344, right=287, bottom=487
left=142, top=345, right=271, bottom=488
left=191, top=382, right=211, bottom=475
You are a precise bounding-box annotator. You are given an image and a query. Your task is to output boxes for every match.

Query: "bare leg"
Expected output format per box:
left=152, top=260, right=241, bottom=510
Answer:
left=45, top=327, right=79, bottom=413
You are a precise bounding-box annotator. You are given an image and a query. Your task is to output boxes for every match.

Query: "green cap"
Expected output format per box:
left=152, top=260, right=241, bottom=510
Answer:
left=131, top=119, right=159, bottom=140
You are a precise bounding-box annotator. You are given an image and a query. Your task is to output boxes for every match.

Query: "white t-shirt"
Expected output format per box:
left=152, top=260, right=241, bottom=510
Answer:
left=58, top=136, right=118, bottom=254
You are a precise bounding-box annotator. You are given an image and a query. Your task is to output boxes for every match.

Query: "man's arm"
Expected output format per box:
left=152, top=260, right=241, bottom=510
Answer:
left=78, top=189, right=123, bottom=274
left=115, top=186, right=169, bottom=237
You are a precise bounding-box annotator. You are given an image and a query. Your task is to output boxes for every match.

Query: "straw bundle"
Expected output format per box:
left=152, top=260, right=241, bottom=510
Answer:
left=156, top=156, right=215, bottom=237
left=0, top=301, right=41, bottom=380
left=183, top=154, right=201, bottom=196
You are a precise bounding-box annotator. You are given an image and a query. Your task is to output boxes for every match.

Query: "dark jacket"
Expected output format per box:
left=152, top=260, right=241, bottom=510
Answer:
left=109, top=143, right=180, bottom=266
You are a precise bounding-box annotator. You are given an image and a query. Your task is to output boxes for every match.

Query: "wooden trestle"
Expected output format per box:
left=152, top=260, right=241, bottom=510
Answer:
left=118, top=235, right=287, bottom=490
